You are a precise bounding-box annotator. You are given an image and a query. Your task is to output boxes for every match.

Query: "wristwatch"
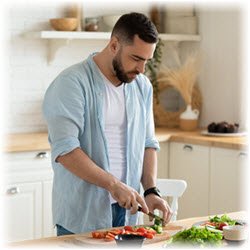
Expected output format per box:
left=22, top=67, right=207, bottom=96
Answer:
left=144, top=187, right=162, bottom=198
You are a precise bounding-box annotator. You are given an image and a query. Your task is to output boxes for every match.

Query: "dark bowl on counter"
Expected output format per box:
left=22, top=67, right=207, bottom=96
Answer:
left=115, top=234, right=146, bottom=248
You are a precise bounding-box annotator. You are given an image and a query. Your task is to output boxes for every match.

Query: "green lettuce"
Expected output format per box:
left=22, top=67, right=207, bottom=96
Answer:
left=166, top=227, right=223, bottom=247
left=209, top=214, right=236, bottom=226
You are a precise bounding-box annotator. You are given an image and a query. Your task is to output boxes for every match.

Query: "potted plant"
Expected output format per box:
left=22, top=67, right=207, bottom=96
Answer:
left=145, top=38, right=164, bottom=104
left=155, top=53, right=202, bottom=127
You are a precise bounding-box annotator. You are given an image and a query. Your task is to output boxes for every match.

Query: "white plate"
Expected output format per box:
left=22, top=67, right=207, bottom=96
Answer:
left=201, top=130, right=247, bottom=137
left=193, top=219, right=247, bottom=228
left=192, top=220, right=209, bottom=227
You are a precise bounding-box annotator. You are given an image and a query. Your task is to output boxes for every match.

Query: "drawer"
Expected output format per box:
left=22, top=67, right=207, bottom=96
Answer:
left=3, top=151, right=51, bottom=172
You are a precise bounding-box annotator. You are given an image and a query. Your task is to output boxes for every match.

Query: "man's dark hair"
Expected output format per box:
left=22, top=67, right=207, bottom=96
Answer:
left=111, top=12, right=158, bottom=44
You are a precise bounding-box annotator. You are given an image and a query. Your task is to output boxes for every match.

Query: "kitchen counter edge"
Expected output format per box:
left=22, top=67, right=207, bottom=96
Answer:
left=2, top=128, right=248, bottom=153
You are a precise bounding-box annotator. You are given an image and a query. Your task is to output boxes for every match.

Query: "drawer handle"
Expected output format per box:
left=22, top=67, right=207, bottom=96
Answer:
left=238, top=152, right=247, bottom=158
left=183, top=145, right=193, bottom=151
left=36, top=152, right=49, bottom=159
left=6, top=187, right=20, bottom=195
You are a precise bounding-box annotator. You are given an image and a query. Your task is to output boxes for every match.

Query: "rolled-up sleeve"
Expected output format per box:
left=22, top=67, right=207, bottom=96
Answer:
left=42, top=74, right=85, bottom=162
left=145, top=82, right=160, bottom=151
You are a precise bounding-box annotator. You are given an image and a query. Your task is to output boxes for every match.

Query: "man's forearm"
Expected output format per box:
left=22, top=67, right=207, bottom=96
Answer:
left=141, top=148, right=158, bottom=190
left=57, top=147, right=149, bottom=213
left=56, top=147, right=118, bottom=192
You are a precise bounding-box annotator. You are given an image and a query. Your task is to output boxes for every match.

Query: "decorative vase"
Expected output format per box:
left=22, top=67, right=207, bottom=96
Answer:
left=179, top=104, right=199, bottom=131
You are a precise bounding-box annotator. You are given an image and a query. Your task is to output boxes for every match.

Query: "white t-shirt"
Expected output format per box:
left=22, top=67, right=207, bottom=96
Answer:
left=101, top=74, right=127, bottom=204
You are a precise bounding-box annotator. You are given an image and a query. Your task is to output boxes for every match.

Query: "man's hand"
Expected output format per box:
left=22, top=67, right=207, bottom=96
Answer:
left=145, top=194, right=173, bottom=226
left=109, top=182, right=149, bottom=215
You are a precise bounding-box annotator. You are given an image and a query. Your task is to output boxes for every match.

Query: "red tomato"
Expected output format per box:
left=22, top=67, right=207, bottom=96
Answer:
left=217, top=222, right=228, bottom=230
left=136, top=227, right=147, bottom=234
left=109, top=229, right=123, bottom=235
left=146, top=228, right=157, bottom=235
left=124, top=226, right=134, bottom=232
left=144, top=232, right=154, bottom=239
left=104, top=235, right=115, bottom=241
left=92, top=231, right=106, bottom=239
left=104, top=232, right=115, bottom=241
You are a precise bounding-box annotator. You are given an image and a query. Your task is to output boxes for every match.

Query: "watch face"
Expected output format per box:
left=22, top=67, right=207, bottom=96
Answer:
left=154, top=188, right=162, bottom=197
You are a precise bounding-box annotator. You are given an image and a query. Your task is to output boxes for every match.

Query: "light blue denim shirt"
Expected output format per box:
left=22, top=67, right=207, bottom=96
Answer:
left=42, top=53, right=160, bottom=234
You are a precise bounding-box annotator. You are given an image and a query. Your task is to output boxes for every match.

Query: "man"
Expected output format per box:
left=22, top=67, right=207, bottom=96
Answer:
left=43, top=12, right=172, bottom=236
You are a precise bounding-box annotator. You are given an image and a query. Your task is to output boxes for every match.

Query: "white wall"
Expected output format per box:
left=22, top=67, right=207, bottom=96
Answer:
left=198, top=7, right=246, bottom=129
left=4, top=1, right=152, bottom=134
left=5, top=2, right=69, bottom=133
left=3, top=1, right=247, bottom=133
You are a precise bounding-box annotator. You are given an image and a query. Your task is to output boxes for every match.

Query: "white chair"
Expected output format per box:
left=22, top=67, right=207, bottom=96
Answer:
left=138, top=179, right=187, bottom=224
left=156, top=178, right=187, bottom=221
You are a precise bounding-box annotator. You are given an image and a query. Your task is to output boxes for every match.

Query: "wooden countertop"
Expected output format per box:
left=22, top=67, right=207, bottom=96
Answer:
left=3, top=132, right=50, bottom=153
left=7, top=211, right=247, bottom=248
left=156, top=128, right=248, bottom=150
left=3, top=128, right=248, bottom=153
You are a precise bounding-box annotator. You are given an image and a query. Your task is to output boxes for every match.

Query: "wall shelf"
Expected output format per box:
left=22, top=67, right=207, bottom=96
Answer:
left=24, top=31, right=201, bottom=63
left=25, top=31, right=201, bottom=41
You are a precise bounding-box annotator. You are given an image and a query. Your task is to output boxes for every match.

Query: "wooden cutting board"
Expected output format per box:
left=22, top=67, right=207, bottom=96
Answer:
left=8, top=224, right=185, bottom=248
left=72, top=224, right=185, bottom=247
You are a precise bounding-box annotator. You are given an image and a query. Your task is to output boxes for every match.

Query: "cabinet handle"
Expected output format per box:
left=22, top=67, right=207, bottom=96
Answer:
left=6, top=187, right=20, bottom=195
left=183, top=145, right=193, bottom=152
left=36, top=151, right=49, bottom=159
left=238, top=152, right=248, bottom=158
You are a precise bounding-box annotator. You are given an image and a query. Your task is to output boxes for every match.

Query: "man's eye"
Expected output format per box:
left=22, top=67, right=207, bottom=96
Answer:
left=133, top=58, right=140, bottom=62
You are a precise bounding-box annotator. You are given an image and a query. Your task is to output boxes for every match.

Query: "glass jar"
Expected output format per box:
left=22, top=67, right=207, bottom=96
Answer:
left=85, top=17, right=99, bottom=31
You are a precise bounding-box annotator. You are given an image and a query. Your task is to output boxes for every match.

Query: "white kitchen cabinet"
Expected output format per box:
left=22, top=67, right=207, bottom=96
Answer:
left=3, top=150, right=54, bottom=243
left=169, top=142, right=210, bottom=219
left=157, top=142, right=169, bottom=179
left=43, top=180, right=55, bottom=237
left=4, top=182, right=42, bottom=242
left=209, top=147, right=248, bottom=215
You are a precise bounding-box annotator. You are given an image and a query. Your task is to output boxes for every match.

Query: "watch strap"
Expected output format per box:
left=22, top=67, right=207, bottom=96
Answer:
left=144, top=187, right=162, bottom=198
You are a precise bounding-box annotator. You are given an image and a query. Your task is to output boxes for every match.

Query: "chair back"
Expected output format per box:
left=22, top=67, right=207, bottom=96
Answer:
left=156, top=178, right=187, bottom=221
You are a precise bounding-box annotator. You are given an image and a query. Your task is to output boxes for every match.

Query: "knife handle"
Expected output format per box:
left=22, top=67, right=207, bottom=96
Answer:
left=138, top=206, right=143, bottom=212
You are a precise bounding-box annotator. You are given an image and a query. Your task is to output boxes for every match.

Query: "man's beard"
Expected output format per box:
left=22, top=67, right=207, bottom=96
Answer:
left=112, top=53, right=139, bottom=83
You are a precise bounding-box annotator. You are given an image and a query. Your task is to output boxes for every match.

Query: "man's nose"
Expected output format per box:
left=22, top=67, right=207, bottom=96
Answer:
left=136, top=61, right=146, bottom=74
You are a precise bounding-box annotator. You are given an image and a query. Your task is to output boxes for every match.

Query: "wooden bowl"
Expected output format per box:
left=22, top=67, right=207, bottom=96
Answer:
left=50, top=18, right=78, bottom=31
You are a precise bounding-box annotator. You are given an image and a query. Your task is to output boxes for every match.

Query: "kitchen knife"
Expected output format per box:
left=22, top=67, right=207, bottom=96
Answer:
left=138, top=206, right=164, bottom=223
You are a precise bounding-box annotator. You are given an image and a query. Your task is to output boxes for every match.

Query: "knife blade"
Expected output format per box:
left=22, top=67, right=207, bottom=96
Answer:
left=138, top=206, right=164, bottom=223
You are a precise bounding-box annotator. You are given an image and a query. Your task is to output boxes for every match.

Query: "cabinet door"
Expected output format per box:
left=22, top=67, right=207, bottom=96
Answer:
left=157, top=142, right=169, bottom=179
left=4, top=182, right=42, bottom=242
left=169, top=142, right=210, bottom=219
left=210, top=148, right=248, bottom=215
left=43, top=180, right=56, bottom=237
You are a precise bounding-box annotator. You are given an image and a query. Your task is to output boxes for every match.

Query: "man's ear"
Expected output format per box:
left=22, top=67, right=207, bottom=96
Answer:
left=109, top=36, right=120, bottom=55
